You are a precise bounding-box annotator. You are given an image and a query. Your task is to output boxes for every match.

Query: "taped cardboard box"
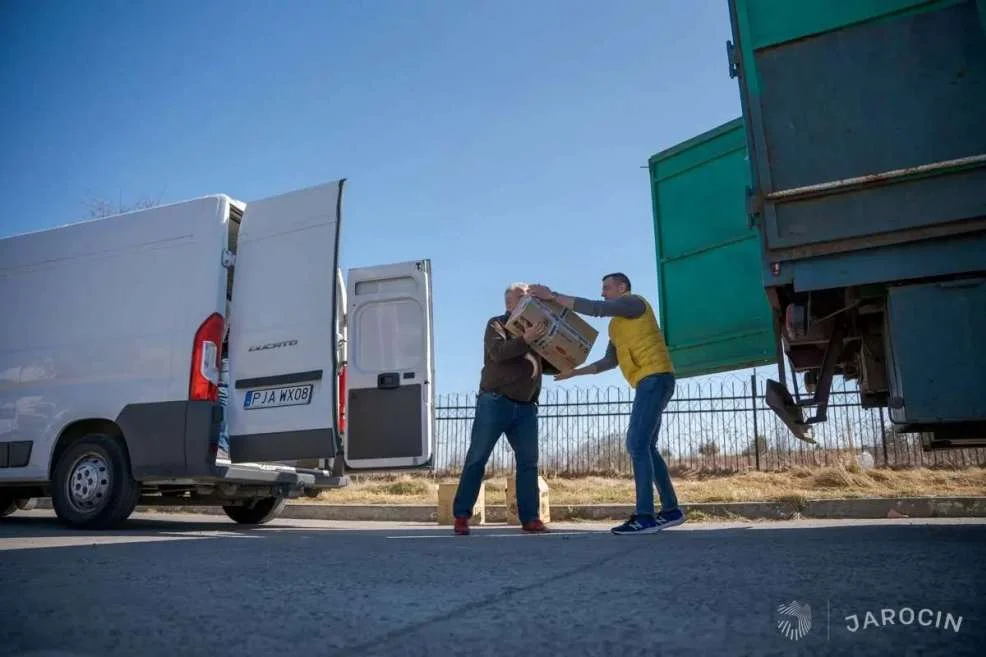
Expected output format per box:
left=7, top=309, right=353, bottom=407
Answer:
left=505, top=296, right=599, bottom=372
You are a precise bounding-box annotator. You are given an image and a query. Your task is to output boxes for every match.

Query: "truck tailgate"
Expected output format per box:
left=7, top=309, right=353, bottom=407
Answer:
left=729, top=0, right=986, bottom=262
left=648, top=118, right=776, bottom=377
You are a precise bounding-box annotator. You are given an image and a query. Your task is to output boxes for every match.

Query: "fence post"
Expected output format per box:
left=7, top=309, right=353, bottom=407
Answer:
left=751, top=372, right=760, bottom=471
left=880, top=407, right=889, bottom=466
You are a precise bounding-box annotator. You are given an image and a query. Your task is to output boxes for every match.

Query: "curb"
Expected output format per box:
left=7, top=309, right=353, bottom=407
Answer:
left=29, top=496, right=986, bottom=522
left=801, top=497, right=986, bottom=519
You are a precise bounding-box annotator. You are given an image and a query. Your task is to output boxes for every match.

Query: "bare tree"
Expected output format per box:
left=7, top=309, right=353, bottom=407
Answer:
left=82, top=193, right=163, bottom=219
left=697, top=440, right=721, bottom=458
left=741, top=434, right=769, bottom=458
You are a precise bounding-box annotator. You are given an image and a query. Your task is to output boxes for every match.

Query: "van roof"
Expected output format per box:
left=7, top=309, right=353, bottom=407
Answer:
left=0, top=193, right=244, bottom=242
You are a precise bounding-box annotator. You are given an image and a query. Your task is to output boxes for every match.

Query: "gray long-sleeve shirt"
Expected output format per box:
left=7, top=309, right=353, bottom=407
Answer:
left=571, top=295, right=646, bottom=373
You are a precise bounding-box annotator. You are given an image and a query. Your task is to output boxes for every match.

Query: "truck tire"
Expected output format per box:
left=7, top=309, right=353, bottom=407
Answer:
left=0, top=491, right=17, bottom=517
left=222, top=497, right=287, bottom=525
left=51, top=433, right=141, bottom=529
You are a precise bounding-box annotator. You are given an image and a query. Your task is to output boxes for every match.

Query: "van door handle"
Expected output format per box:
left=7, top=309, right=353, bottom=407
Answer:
left=377, top=373, right=400, bottom=389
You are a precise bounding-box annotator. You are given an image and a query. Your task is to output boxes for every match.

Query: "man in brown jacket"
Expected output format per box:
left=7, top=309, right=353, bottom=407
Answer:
left=452, top=282, right=557, bottom=535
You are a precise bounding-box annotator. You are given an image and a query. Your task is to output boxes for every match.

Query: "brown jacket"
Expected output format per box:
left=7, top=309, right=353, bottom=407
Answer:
left=477, top=313, right=558, bottom=404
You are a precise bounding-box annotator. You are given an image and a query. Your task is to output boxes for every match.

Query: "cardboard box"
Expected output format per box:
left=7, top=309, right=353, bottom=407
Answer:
left=505, top=296, right=598, bottom=372
left=438, top=481, right=485, bottom=525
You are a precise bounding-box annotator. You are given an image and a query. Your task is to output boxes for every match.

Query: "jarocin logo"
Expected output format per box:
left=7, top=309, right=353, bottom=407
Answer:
left=776, top=600, right=812, bottom=641
left=249, top=339, right=298, bottom=352
left=845, top=607, right=963, bottom=633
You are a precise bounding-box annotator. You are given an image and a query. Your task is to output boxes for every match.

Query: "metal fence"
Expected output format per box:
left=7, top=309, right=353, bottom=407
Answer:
left=433, top=373, right=986, bottom=476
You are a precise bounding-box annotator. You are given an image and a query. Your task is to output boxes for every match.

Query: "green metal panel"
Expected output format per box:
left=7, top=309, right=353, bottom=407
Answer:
left=731, top=0, right=966, bottom=129
left=649, top=118, right=776, bottom=378
left=739, top=0, right=952, bottom=51
left=728, top=0, right=986, bottom=259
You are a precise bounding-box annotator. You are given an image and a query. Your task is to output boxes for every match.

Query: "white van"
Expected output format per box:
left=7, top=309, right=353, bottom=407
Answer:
left=0, top=179, right=435, bottom=528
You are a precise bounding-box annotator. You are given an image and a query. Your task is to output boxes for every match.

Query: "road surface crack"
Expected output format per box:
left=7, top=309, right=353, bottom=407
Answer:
left=330, top=541, right=651, bottom=656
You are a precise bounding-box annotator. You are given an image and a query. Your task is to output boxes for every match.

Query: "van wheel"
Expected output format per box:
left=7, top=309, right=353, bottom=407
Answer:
left=222, top=497, right=287, bottom=525
left=51, top=433, right=140, bottom=529
left=0, top=491, right=17, bottom=517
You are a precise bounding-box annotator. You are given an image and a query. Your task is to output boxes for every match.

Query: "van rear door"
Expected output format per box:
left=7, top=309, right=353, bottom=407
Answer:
left=225, top=180, right=344, bottom=463
left=343, top=260, right=435, bottom=470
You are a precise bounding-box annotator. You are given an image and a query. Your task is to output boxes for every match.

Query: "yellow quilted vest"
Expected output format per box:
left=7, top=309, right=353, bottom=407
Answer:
left=608, top=294, right=674, bottom=387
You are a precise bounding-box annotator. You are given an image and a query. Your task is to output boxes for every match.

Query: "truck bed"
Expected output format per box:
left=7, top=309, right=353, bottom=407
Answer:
left=729, top=0, right=986, bottom=269
left=648, top=0, right=986, bottom=449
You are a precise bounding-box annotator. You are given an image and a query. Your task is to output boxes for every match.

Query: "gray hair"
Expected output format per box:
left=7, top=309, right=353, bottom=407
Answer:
left=505, top=282, right=529, bottom=295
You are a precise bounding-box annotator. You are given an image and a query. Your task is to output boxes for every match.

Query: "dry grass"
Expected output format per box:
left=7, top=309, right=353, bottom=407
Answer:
left=312, top=465, right=986, bottom=506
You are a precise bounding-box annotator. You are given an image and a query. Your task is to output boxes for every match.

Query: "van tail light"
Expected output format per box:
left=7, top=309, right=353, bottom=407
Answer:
left=337, top=365, right=347, bottom=434
left=190, top=313, right=224, bottom=402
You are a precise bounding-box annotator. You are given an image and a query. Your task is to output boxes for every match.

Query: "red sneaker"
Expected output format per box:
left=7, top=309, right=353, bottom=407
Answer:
left=522, top=519, right=549, bottom=533
left=454, top=516, right=470, bottom=535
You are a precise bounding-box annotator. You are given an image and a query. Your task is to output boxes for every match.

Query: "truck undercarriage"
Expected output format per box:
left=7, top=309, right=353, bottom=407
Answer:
left=765, top=276, right=986, bottom=451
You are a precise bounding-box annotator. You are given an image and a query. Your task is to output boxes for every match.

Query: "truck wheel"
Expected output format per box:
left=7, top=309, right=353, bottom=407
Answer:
left=51, top=433, right=140, bottom=529
left=0, top=491, right=17, bottom=517
left=222, top=497, right=287, bottom=525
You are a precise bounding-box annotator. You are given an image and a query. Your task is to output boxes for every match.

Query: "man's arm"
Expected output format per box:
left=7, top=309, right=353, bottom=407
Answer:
left=485, top=318, right=534, bottom=363
left=570, top=295, right=645, bottom=319
left=526, top=285, right=645, bottom=319
left=556, top=341, right=618, bottom=380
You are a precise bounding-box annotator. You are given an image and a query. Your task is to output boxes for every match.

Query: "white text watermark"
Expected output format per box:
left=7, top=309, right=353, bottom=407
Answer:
left=845, top=607, right=963, bottom=633
left=776, top=599, right=966, bottom=642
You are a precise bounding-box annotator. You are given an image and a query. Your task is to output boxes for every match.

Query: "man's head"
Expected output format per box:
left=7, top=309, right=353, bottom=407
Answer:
left=601, top=272, right=631, bottom=300
left=504, top=282, right=529, bottom=312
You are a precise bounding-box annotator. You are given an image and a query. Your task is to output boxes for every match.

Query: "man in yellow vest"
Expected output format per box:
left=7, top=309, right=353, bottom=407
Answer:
left=528, top=273, right=684, bottom=534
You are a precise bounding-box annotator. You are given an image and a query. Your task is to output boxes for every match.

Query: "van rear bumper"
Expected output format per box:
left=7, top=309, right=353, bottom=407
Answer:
left=116, top=401, right=348, bottom=490
left=115, top=401, right=348, bottom=491
left=117, top=400, right=225, bottom=481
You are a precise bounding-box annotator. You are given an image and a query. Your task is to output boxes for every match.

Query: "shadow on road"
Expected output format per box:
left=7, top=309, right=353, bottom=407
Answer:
left=1, top=514, right=983, bottom=657
left=0, top=514, right=286, bottom=537
left=3, top=511, right=984, bottom=544
left=2, top=513, right=632, bottom=542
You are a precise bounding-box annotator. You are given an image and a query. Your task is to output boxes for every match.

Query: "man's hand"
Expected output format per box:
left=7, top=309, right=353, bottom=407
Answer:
left=529, top=284, right=576, bottom=310
left=554, top=365, right=593, bottom=381
left=522, top=321, right=548, bottom=343
left=527, top=284, right=555, bottom=301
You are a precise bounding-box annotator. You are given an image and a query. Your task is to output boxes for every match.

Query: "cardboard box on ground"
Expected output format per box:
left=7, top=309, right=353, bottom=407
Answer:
left=505, top=296, right=599, bottom=372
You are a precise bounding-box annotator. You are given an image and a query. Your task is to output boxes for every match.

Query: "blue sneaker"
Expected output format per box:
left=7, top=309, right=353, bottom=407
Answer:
left=656, top=507, right=686, bottom=529
left=611, top=509, right=686, bottom=535
left=610, top=514, right=660, bottom=535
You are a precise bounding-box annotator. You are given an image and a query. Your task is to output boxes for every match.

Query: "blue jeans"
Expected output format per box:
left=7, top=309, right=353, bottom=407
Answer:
left=453, top=392, right=540, bottom=524
left=627, top=372, right=678, bottom=516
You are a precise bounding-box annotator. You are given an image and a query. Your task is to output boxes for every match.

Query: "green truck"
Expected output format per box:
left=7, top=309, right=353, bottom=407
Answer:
left=649, top=0, right=986, bottom=451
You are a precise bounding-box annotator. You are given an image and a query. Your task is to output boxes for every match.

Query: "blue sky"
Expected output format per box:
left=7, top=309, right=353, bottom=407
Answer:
left=0, top=0, right=758, bottom=396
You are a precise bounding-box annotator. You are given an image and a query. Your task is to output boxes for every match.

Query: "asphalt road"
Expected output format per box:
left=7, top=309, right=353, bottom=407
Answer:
left=1, top=512, right=984, bottom=657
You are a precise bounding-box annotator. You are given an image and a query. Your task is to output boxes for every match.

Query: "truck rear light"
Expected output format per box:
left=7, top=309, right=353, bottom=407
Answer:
left=190, top=313, right=225, bottom=402
left=337, top=365, right=347, bottom=434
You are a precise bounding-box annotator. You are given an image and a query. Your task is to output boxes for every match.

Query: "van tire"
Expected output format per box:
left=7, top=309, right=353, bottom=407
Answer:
left=51, top=433, right=141, bottom=529
left=0, top=491, right=17, bottom=517
left=222, top=497, right=287, bottom=525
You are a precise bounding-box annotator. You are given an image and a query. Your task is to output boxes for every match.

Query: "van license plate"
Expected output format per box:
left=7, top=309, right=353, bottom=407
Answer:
left=243, top=384, right=314, bottom=410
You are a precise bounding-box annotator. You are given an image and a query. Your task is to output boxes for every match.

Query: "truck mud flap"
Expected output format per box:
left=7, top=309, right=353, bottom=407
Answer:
left=765, top=379, right=813, bottom=443
left=766, top=318, right=847, bottom=444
